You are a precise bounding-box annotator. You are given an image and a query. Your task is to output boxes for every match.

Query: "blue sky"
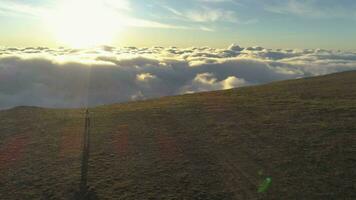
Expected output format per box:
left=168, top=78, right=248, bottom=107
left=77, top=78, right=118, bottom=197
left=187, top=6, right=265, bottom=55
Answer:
left=1, top=0, right=356, bottom=49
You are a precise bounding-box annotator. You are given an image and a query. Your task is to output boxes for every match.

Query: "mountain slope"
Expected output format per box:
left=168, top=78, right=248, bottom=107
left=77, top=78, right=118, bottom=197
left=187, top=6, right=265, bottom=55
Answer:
left=0, top=71, right=355, bottom=199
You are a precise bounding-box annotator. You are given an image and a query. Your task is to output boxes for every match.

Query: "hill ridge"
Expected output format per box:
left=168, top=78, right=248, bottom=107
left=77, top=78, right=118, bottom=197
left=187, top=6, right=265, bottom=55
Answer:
left=0, top=70, right=355, bottom=199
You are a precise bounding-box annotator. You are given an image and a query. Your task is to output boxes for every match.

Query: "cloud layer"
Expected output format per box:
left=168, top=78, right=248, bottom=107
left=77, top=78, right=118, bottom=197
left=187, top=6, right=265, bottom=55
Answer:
left=1, top=44, right=356, bottom=109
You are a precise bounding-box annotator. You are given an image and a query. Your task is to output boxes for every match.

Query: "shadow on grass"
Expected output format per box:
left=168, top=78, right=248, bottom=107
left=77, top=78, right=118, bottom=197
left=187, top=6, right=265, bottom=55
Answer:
left=72, top=187, right=99, bottom=200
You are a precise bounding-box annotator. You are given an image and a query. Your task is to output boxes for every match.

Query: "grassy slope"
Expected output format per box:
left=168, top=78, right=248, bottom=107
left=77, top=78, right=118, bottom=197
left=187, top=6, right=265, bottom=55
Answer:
left=0, top=71, right=355, bottom=199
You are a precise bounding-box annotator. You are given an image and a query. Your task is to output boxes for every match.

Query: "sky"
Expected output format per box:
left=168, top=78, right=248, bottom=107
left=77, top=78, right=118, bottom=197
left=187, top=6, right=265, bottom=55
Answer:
left=1, top=0, right=356, bottom=50
left=1, top=0, right=356, bottom=109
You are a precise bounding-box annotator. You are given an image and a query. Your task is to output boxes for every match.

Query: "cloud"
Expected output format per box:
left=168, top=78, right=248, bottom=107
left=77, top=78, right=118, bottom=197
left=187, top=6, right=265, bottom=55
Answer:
left=263, top=0, right=356, bottom=19
left=164, top=5, right=256, bottom=25
left=197, top=0, right=232, bottom=2
left=182, top=73, right=247, bottom=93
left=0, top=0, right=48, bottom=18
left=0, top=45, right=356, bottom=109
left=136, top=73, right=157, bottom=82
left=0, top=0, right=190, bottom=31
left=185, top=8, right=237, bottom=23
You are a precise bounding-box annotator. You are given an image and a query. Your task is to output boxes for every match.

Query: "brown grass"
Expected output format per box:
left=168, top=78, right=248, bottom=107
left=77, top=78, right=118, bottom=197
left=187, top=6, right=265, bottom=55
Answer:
left=0, top=71, right=355, bottom=199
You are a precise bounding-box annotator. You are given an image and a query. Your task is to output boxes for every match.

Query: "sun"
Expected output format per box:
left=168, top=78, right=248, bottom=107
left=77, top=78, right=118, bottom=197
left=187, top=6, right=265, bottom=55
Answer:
left=47, top=0, right=122, bottom=48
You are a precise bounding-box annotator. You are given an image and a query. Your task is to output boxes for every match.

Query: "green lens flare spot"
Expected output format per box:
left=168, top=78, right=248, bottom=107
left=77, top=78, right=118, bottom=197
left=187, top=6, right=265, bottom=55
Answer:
left=258, top=177, right=272, bottom=193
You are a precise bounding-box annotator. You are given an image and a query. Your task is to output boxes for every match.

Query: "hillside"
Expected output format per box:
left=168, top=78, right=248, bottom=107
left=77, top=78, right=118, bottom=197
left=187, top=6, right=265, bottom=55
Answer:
left=0, top=71, right=355, bottom=199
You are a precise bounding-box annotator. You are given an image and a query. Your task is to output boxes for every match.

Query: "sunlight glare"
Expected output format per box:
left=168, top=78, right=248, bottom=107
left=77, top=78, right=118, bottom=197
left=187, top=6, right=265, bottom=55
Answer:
left=48, top=0, right=122, bottom=48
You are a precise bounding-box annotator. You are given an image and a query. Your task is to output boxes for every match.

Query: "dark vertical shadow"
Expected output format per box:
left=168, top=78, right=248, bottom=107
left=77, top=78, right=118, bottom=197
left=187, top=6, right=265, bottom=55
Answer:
left=73, top=109, right=98, bottom=200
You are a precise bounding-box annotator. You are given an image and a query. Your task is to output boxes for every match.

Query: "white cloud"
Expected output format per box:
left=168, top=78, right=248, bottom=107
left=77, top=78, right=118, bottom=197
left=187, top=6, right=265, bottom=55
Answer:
left=185, top=8, right=237, bottom=22
left=222, top=76, right=247, bottom=89
left=163, top=5, right=240, bottom=24
left=264, top=0, right=356, bottom=19
left=0, top=0, right=191, bottom=31
left=182, top=73, right=247, bottom=92
left=197, top=0, right=231, bottom=2
left=0, top=45, right=356, bottom=109
left=104, top=0, right=131, bottom=11
left=0, top=0, right=48, bottom=18
left=136, top=73, right=157, bottom=82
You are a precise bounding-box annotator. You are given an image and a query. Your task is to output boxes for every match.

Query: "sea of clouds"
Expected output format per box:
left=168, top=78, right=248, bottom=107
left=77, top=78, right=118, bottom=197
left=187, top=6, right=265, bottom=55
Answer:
left=1, top=44, right=356, bottom=109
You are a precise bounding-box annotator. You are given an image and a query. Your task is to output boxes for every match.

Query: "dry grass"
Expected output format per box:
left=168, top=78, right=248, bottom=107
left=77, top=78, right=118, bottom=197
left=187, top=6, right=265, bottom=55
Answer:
left=0, top=71, right=355, bottom=199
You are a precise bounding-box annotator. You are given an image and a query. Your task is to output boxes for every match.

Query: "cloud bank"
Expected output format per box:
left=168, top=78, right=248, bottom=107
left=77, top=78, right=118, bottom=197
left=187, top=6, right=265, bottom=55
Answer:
left=1, top=44, right=356, bottom=109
